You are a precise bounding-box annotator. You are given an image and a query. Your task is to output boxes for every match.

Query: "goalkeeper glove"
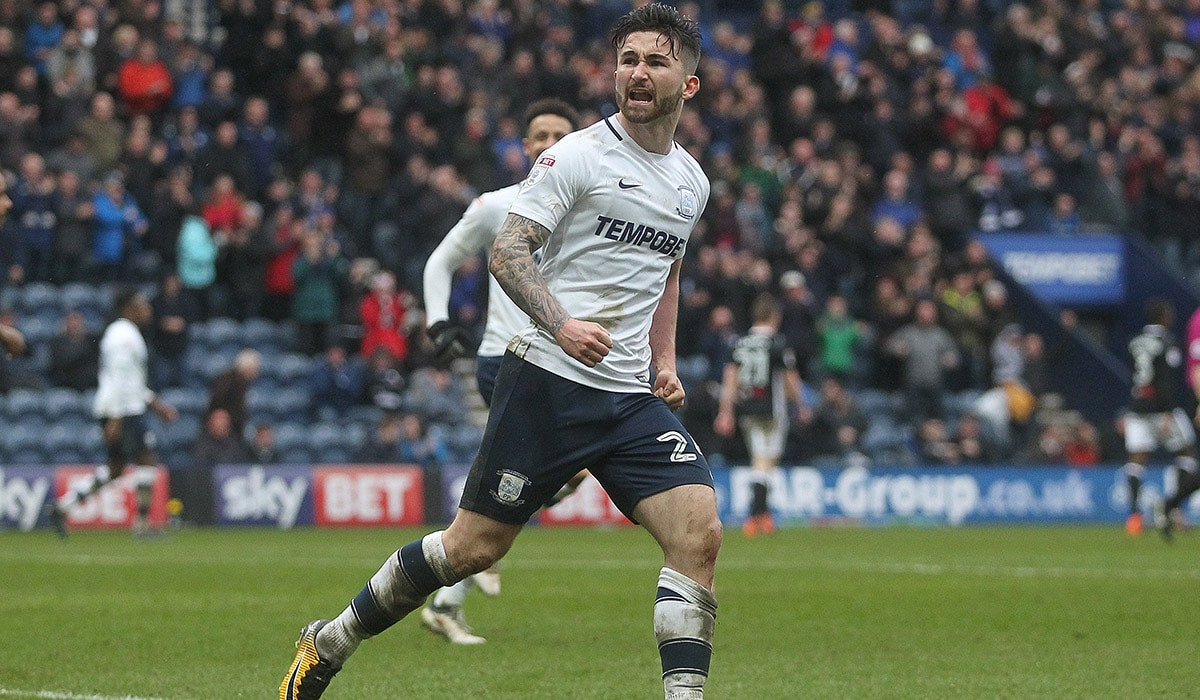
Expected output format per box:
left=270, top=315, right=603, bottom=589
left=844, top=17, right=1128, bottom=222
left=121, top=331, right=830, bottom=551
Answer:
left=428, top=320, right=470, bottom=363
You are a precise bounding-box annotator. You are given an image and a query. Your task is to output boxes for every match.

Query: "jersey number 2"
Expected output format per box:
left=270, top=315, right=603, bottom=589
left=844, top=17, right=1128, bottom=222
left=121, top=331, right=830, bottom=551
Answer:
left=657, top=431, right=697, bottom=463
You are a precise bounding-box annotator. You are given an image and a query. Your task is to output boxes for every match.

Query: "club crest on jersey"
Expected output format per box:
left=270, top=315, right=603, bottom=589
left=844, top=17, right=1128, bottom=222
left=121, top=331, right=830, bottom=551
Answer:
left=676, top=185, right=698, bottom=220
left=522, top=165, right=549, bottom=190
left=493, top=470, right=530, bottom=506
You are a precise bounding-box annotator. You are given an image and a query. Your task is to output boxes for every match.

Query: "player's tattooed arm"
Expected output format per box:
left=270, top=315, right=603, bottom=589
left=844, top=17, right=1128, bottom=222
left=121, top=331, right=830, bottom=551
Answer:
left=491, top=213, right=612, bottom=367
left=490, top=213, right=570, bottom=334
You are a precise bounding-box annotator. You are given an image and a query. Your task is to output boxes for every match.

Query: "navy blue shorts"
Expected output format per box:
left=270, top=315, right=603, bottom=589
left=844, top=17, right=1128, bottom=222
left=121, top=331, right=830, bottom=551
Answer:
left=459, top=353, right=713, bottom=525
left=101, top=413, right=154, bottom=463
left=475, top=354, right=504, bottom=407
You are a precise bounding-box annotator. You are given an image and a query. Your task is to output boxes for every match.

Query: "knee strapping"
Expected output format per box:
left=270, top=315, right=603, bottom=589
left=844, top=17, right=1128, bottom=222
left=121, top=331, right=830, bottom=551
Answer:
left=655, top=568, right=717, bottom=690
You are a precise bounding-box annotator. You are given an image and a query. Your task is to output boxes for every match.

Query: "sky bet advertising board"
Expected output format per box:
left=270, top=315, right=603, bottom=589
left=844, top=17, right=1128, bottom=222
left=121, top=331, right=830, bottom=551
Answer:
left=976, top=233, right=1125, bottom=305
left=0, top=465, right=169, bottom=531
left=213, top=464, right=423, bottom=528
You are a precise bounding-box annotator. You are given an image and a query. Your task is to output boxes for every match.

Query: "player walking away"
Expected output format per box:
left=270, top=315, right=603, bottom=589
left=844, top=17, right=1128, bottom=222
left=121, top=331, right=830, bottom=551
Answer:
left=281, top=6, right=720, bottom=699
left=1118, top=298, right=1196, bottom=539
left=714, top=293, right=805, bottom=536
left=419, top=97, right=587, bottom=645
left=47, top=288, right=178, bottom=538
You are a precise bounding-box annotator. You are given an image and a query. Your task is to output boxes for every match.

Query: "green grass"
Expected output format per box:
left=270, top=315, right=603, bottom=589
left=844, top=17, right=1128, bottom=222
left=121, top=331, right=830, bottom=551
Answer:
left=1, top=525, right=1198, bottom=699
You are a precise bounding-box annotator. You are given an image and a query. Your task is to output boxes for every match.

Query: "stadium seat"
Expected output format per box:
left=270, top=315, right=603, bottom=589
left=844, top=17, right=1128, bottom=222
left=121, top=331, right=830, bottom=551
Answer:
left=854, top=389, right=895, bottom=418
left=201, top=352, right=236, bottom=382
left=279, top=447, right=313, bottom=464
left=159, top=387, right=209, bottom=417
left=272, top=353, right=312, bottom=385
left=246, top=387, right=276, bottom=420
left=6, top=421, right=46, bottom=455
left=315, top=446, right=352, bottom=463
left=273, top=387, right=312, bottom=423
left=19, top=314, right=59, bottom=346
left=306, top=422, right=346, bottom=454
left=43, top=388, right=87, bottom=421
left=4, top=389, right=45, bottom=421
left=162, top=414, right=202, bottom=450
left=204, top=317, right=242, bottom=354
left=241, top=318, right=280, bottom=351
left=272, top=422, right=308, bottom=453
left=44, top=424, right=87, bottom=462
left=18, top=282, right=60, bottom=315
left=61, top=283, right=104, bottom=314
left=9, top=448, right=45, bottom=465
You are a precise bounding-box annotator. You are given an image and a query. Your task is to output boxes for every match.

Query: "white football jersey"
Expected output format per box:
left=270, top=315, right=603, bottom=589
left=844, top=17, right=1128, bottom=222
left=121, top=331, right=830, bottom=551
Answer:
left=506, top=116, right=710, bottom=393
left=92, top=318, right=154, bottom=418
left=423, top=183, right=531, bottom=358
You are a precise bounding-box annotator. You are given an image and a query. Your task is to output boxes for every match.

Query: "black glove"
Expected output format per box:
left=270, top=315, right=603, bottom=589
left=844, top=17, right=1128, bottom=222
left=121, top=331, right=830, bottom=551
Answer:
left=428, top=320, right=470, bottom=363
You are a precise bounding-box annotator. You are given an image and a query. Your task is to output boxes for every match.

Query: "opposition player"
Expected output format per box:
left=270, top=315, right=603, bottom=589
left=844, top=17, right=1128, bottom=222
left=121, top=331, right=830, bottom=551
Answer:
left=281, top=6, right=720, bottom=699
left=48, top=288, right=178, bottom=538
left=1120, top=298, right=1195, bottom=538
left=419, top=98, right=585, bottom=644
left=714, top=293, right=805, bottom=536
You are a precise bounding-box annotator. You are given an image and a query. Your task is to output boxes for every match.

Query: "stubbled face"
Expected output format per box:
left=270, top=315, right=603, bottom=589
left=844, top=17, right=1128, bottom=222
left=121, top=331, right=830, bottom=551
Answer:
left=614, top=30, right=696, bottom=125
left=523, top=113, right=573, bottom=162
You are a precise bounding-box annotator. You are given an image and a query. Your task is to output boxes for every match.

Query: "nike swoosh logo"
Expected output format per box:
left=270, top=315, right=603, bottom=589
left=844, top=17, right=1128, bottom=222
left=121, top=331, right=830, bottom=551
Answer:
left=618, top=179, right=642, bottom=189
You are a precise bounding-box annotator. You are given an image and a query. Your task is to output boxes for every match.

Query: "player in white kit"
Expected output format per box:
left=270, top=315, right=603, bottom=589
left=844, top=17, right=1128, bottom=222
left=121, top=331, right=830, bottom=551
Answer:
left=419, top=98, right=583, bottom=644
left=281, top=6, right=719, bottom=699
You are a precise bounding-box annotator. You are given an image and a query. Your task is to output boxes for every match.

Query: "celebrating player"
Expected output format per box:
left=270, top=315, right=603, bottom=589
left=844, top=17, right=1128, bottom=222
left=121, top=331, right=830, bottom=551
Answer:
left=47, top=288, right=178, bottom=538
left=714, top=293, right=805, bottom=536
left=419, top=98, right=585, bottom=645
left=1120, top=298, right=1196, bottom=538
left=280, top=5, right=719, bottom=699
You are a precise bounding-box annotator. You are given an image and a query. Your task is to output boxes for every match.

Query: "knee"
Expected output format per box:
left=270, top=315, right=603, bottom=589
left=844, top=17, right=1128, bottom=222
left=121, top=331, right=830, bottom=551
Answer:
left=674, top=517, right=723, bottom=572
left=442, top=525, right=513, bottom=577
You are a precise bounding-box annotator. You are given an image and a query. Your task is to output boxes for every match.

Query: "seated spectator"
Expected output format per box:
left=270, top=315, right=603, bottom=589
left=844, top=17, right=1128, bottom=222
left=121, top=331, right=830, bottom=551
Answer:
left=1064, top=420, right=1101, bottom=466
left=249, top=422, right=278, bottom=464
left=48, top=310, right=98, bottom=390
left=309, top=345, right=364, bottom=420
left=359, top=412, right=402, bottom=463
left=799, top=376, right=868, bottom=464
left=952, top=414, right=995, bottom=464
left=394, top=412, right=449, bottom=466
left=192, top=408, right=250, bottom=467
left=151, top=271, right=197, bottom=388
left=360, top=270, right=408, bottom=362
left=916, top=417, right=961, bottom=465
left=364, top=346, right=406, bottom=414
left=406, top=367, right=468, bottom=427
left=207, top=348, right=260, bottom=439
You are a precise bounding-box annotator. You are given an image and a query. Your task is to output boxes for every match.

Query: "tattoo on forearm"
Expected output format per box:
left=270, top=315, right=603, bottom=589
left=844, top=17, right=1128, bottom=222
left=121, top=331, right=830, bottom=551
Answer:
left=490, top=213, right=570, bottom=334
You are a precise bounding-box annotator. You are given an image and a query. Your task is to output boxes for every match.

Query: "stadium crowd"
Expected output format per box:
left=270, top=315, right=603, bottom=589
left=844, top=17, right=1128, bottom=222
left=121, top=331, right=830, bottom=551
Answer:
left=0, top=0, right=1194, bottom=470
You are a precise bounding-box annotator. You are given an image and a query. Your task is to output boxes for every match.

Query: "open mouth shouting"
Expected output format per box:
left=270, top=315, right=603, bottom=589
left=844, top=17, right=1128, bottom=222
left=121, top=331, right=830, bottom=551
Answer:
left=627, top=86, right=655, bottom=106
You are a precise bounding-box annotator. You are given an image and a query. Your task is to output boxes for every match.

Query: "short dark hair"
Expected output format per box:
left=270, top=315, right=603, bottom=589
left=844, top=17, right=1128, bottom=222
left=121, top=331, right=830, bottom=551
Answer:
left=610, top=3, right=701, bottom=74
left=1146, top=297, right=1173, bottom=326
left=751, top=293, right=780, bottom=324
left=523, top=98, right=580, bottom=131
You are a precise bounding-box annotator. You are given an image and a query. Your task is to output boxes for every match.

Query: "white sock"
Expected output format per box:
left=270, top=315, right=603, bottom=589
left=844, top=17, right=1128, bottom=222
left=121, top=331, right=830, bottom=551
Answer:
left=655, top=567, right=717, bottom=700
left=59, top=465, right=112, bottom=510
left=317, top=531, right=459, bottom=664
left=432, top=577, right=475, bottom=610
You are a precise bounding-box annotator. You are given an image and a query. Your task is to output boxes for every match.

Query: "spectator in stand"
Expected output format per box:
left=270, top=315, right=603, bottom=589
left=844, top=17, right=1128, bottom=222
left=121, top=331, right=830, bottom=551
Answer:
left=815, top=293, right=861, bottom=383
left=952, top=414, right=995, bottom=464
left=250, top=422, right=278, bottom=464
left=886, top=298, right=959, bottom=423
left=193, top=407, right=250, bottom=467
left=238, top=96, right=279, bottom=199
left=78, top=92, right=125, bottom=173
left=310, top=344, right=364, bottom=420
left=9, top=152, right=57, bottom=282
left=291, top=227, right=348, bottom=355
left=150, top=271, right=196, bottom=389
left=91, top=170, right=148, bottom=281
left=798, top=375, right=869, bottom=465
left=262, top=205, right=302, bottom=321
left=216, top=200, right=268, bottom=320
left=176, top=203, right=217, bottom=317
left=24, top=1, right=64, bottom=76
left=939, top=268, right=988, bottom=391
left=871, top=169, right=921, bottom=229
left=207, top=348, right=260, bottom=441
left=917, top=417, right=961, bottom=465
left=195, top=120, right=252, bottom=193
left=116, top=38, right=172, bottom=118
left=48, top=310, right=98, bottom=391
left=359, top=412, right=402, bottom=463
left=340, top=105, right=395, bottom=255
left=364, top=346, right=406, bottom=414
left=406, top=366, right=468, bottom=428
left=360, top=270, right=408, bottom=363
left=53, top=168, right=93, bottom=282
left=394, top=411, right=449, bottom=467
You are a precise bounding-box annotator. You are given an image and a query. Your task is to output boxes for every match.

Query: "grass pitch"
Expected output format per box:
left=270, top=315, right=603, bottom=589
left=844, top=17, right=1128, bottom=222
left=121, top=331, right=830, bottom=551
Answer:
left=1, top=524, right=1198, bottom=699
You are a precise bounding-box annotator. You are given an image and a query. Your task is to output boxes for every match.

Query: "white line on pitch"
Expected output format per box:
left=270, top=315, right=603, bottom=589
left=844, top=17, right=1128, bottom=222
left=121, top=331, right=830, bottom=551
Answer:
left=0, top=688, right=169, bottom=700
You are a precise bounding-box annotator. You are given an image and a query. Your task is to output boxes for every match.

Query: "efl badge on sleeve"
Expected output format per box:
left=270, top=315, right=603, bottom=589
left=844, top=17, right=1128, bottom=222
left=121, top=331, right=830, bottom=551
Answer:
left=676, top=185, right=698, bottom=220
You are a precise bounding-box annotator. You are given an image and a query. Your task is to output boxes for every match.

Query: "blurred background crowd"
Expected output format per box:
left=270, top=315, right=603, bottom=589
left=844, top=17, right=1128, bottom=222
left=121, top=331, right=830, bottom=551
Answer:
left=1, top=0, right=1194, bottom=471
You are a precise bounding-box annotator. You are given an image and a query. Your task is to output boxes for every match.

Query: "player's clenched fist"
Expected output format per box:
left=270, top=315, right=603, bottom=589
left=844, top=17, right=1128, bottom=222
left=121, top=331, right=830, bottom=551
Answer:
left=555, top=318, right=612, bottom=367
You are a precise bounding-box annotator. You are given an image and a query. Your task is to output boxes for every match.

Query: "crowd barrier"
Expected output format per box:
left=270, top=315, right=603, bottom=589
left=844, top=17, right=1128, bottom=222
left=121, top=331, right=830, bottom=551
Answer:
left=1, top=463, right=1196, bottom=531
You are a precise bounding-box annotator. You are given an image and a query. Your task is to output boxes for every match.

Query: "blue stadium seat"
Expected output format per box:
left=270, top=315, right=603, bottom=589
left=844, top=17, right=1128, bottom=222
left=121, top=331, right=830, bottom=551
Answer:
left=279, top=447, right=313, bottom=464
left=6, top=421, right=46, bottom=455
left=246, top=387, right=276, bottom=420
left=159, top=387, right=208, bottom=417
left=204, top=317, right=242, bottom=353
left=19, top=314, right=58, bottom=346
left=61, top=282, right=105, bottom=314
left=242, top=318, right=280, bottom=351
left=44, top=424, right=86, bottom=462
left=854, top=389, right=897, bottom=419
left=272, top=422, right=308, bottom=453
left=274, top=387, right=312, bottom=423
left=315, top=446, right=352, bottom=463
left=201, top=352, right=236, bottom=382
left=161, top=414, right=202, bottom=450
left=5, top=389, right=44, bottom=421
left=272, top=353, right=312, bottom=385
left=9, top=448, right=45, bottom=465
left=306, top=422, right=346, bottom=453
left=48, top=447, right=86, bottom=465
left=19, top=282, right=60, bottom=315
left=43, top=388, right=86, bottom=421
